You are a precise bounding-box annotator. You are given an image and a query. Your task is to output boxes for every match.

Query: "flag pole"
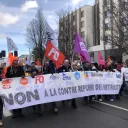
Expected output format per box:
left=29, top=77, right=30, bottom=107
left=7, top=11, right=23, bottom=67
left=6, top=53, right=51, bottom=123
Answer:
left=71, top=50, right=74, bottom=71
left=71, top=51, right=74, bottom=64
left=42, top=55, right=46, bottom=71
left=42, top=41, right=47, bottom=73
left=79, top=55, right=84, bottom=71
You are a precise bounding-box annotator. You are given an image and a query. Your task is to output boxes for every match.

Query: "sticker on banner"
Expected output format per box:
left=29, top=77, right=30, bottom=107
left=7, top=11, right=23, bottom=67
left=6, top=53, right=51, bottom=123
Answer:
left=35, top=75, right=44, bottom=84
left=49, top=75, right=60, bottom=81
left=20, top=78, right=28, bottom=86
left=104, top=72, right=113, bottom=78
left=62, top=73, right=71, bottom=80
left=84, top=72, right=89, bottom=78
left=116, top=73, right=122, bottom=78
left=74, top=72, right=80, bottom=80
left=2, top=79, right=12, bottom=89
left=91, top=72, right=103, bottom=77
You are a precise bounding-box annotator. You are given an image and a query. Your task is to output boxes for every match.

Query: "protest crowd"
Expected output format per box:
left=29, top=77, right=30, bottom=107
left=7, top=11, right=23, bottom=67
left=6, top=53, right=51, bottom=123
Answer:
left=0, top=33, right=127, bottom=127
left=0, top=57, right=127, bottom=127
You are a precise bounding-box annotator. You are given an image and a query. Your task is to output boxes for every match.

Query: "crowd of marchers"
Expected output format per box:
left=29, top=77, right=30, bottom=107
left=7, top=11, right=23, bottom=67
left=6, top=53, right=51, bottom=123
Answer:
left=0, top=58, right=127, bottom=127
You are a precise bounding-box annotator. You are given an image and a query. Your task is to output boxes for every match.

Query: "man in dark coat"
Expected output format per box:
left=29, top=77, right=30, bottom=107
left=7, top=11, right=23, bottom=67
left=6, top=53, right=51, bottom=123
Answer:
left=58, top=60, right=71, bottom=73
left=58, top=59, right=71, bottom=105
left=58, top=60, right=77, bottom=109
left=45, top=60, right=58, bottom=114
left=5, top=57, right=25, bottom=118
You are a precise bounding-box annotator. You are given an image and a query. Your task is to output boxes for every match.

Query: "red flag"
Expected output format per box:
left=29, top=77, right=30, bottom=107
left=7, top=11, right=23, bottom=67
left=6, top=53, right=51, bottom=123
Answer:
left=36, top=59, right=41, bottom=66
left=45, top=41, right=65, bottom=68
left=98, top=51, right=105, bottom=65
left=6, top=53, right=13, bottom=67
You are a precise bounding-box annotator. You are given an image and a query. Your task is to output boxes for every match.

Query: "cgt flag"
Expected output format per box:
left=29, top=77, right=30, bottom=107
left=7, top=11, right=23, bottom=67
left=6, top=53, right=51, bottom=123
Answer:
left=45, top=41, right=65, bottom=68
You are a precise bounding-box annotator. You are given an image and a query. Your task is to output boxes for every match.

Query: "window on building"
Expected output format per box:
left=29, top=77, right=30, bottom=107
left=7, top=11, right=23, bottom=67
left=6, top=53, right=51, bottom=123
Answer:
left=81, top=21, right=85, bottom=28
left=81, top=31, right=85, bottom=38
left=106, top=0, right=110, bottom=5
left=105, top=11, right=110, bottom=17
left=105, top=23, right=110, bottom=30
left=61, top=26, right=63, bottom=31
left=73, top=25, right=76, bottom=31
left=105, top=36, right=111, bottom=43
left=81, top=11, right=84, bottom=17
left=73, top=15, right=75, bottom=21
left=73, top=33, right=76, bottom=39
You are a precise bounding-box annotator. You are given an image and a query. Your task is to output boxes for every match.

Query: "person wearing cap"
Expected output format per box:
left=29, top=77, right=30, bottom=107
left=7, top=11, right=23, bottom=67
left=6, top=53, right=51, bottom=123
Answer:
left=5, top=57, right=25, bottom=119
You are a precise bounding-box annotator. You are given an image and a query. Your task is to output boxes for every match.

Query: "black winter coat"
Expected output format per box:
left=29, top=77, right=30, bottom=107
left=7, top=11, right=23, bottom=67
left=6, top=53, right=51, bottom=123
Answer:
left=6, top=65, right=25, bottom=78
left=57, top=65, right=71, bottom=73
left=46, top=63, right=56, bottom=74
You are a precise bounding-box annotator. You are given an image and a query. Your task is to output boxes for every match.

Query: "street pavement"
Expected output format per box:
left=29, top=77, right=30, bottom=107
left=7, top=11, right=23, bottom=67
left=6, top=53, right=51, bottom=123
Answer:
left=2, top=95, right=128, bottom=128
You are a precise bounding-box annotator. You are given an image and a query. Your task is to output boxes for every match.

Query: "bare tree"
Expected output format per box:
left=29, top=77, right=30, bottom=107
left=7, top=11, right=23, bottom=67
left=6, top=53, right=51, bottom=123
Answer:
left=26, top=9, right=46, bottom=62
left=56, top=7, right=91, bottom=60
left=100, top=0, right=128, bottom=56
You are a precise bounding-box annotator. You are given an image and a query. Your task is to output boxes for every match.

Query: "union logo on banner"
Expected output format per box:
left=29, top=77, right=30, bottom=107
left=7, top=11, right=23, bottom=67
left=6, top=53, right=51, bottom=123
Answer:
left=116, top=73, right=122, bottom=79
left=104, top=72, right=113, bottom=78
left=84, top=72, right=89, bottom=78
left=2, top=79, right=12, bottom=89
left=20, top=78, right=28, bottom=86
left=62, top=73, right=71, bottom=80
left=74, top=72, right=80, bottom=80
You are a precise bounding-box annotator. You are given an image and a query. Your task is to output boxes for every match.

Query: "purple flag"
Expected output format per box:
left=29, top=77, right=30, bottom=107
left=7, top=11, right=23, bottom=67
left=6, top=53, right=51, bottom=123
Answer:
left=74, top=32, right=91, bottom=62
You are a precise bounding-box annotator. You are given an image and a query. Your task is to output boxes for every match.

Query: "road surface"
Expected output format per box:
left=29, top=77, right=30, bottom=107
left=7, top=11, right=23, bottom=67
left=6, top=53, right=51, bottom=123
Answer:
left=3, top=95, right=128, bottom=128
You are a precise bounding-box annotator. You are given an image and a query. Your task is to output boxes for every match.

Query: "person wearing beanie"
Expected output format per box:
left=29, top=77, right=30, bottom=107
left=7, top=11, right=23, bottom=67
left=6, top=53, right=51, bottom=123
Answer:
left=5, top=58, right=25, bottom=119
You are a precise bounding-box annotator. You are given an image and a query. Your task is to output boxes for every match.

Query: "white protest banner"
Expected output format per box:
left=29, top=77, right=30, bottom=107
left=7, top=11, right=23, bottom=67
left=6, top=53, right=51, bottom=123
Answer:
left=0, top=71, right=122, bottom=110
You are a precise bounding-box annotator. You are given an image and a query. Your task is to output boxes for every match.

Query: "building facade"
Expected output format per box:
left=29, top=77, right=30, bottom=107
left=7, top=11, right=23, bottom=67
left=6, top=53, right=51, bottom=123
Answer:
left=59, top=0, right=127, bottom=62
left=91, top=0, right=127, bottom=62
left=58, top=5, right=94, bottom=59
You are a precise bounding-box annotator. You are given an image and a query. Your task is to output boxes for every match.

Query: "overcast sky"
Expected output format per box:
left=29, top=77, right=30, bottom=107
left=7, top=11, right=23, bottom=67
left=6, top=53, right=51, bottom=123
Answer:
left=0, top=0, right=94, bottom=56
